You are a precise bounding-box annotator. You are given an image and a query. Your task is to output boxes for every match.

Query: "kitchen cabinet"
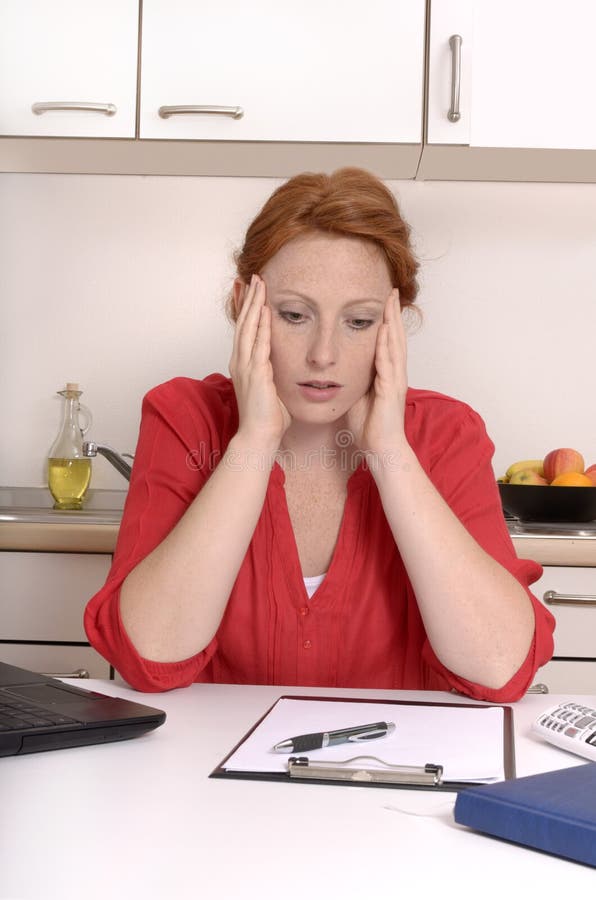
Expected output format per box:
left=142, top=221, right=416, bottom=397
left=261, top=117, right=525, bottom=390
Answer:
left=0, top=551, right=111, bottom=678
left=2, top=0, right=596, bottom=179
left=0, top=0, right=425, bottom=177
left=0, top=0, right=139, bottom=138
left=533, top=660, right=596, bottom=694
left=139, top=0, right=425, bottom=144
left=531, top=566, right=596, bottom=694
left=420, top=0, right=596, bottom=181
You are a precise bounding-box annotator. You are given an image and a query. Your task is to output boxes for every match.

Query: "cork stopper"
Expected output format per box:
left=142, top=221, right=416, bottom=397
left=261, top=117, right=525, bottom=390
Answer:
left=65, top=382, right=79, bottom=392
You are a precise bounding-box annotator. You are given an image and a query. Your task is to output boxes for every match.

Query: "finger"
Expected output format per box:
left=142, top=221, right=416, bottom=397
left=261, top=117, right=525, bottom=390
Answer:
left=235, top=276, right=265, bottom=365
left=230, top=276, right=253, bottom=362
left=236, top=273, right=259, bottom=323
left=374, top=322, right=391, bottom=380
left=385, top=289, right=406, bottom=362
left=252, top=302, right=272, bottom=365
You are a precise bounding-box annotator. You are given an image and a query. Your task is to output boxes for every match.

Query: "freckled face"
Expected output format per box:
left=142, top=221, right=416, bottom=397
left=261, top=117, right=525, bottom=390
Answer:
left=260, top=232, right=393, bottom=424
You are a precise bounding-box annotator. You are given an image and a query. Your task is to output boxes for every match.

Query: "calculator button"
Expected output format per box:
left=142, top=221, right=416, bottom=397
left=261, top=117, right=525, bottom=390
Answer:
left=575, top=716, right=596, bottom=729
left=565, top=727, right=579, bottom=737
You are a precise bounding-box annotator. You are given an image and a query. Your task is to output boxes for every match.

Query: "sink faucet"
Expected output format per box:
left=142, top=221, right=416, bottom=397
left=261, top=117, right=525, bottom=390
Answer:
left=82, top=441, right=133, bottom=481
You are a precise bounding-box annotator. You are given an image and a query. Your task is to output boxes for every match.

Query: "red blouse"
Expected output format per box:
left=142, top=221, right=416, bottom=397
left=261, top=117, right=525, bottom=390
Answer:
left=84, top=375, right=555, bottom=700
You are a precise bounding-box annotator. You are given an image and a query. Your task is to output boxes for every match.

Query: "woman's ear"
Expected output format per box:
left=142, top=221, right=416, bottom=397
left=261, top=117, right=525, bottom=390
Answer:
left=232, top=277, right=248, bottom=319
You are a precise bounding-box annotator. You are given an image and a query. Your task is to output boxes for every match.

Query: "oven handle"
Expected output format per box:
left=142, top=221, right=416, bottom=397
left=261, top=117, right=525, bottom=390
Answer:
left=544, top=590, right=596, bottom=607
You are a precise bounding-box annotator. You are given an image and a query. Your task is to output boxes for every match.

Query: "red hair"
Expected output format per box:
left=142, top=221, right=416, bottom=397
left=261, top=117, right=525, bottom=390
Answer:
left=227, top=167, right=419, bottom=321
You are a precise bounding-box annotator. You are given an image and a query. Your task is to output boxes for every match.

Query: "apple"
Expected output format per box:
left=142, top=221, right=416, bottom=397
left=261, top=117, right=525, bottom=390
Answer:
left=543, top=448, right=585, bottom=483
left=509, top=469, right=548, bottom=485
left=585, top=464, right=596, bottom=487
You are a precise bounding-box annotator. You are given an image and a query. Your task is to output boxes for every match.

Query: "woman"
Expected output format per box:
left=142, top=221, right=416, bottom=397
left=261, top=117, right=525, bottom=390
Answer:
left=85, top=168, right=554, bottom=699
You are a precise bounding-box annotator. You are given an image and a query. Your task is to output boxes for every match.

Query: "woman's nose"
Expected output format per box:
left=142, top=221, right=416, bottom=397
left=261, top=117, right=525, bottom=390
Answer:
left=306, top=327, right=337, bottom=368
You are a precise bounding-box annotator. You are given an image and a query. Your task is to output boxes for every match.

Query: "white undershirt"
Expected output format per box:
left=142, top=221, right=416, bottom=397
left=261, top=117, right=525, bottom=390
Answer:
left=303, top=573, right=326, bottom=599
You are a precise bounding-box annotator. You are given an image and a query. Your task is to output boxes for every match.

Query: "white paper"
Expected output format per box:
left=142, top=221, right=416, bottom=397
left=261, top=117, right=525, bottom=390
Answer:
left=222, top=697, right=506, bottom=783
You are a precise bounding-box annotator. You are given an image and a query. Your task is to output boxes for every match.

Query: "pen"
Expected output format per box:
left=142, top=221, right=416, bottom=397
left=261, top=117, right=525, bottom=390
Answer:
left=272, top=721, right=396, bottom=753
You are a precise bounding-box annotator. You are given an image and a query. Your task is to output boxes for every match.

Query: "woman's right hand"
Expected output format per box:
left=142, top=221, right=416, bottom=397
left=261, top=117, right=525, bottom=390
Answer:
left=229, top=274, right=291, bottom=450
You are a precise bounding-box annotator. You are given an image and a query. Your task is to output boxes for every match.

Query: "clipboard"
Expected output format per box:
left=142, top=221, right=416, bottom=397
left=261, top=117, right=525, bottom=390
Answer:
left=210, top=694, right=515, bottom=792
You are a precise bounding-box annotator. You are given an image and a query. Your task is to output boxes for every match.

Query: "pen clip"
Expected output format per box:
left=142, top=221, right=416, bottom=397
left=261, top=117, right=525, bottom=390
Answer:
left=347, top=728, right=388, bottom=742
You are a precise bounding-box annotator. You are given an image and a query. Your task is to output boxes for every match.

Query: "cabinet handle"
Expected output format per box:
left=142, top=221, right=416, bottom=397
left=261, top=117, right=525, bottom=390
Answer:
left=32, top=102, right=117, bottom=117
left=527, top=683, right=549, bottom=694
left=447, top=34, right=463, bottom=123
left=158, top=104, right=244, bottom=120
left=543, top=590, right=596, bottom=607
left=41, top=669, right=90, bottom=679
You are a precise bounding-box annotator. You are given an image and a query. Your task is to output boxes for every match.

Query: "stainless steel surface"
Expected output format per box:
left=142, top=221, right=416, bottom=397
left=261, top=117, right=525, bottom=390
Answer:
left=31, top=102, right=117, bottom=116
left=543, top=590, right=596, bottom=607
left=447, top=35, right=462, bottom=123
left=527, top=683, right=549, bottom=694
left=507, top=518, right=596, bottom=538
left=0, top=486, right=125, bottom=525
left=158, top=104, right=244, bottom=119
left=82, top=442, right=133, bottom=481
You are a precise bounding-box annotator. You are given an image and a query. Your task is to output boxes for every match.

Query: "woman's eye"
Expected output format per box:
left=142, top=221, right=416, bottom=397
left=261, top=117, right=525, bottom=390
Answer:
left=279, top=311, right=306, bottom=325
left=349, top=319, right=374, bottom=330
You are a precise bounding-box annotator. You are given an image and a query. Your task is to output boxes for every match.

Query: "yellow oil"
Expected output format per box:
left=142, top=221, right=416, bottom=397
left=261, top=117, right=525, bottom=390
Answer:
left=48, top=458, right=92, bottom=510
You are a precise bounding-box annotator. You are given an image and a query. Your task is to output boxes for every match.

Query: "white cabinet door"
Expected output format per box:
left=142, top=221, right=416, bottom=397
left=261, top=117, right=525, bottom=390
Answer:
left=140, top=0, right=425, bottom=143
left=534, top=567, right=596, bottom=659
left=0, top=0, right=139, bottom=137
left=0, top=552, right=111, bottom=642
left=427, top=0, right=596, bottom=150
left=532, top=660, right=596, bottom=694
left=0, top=551, right=112, bottom=676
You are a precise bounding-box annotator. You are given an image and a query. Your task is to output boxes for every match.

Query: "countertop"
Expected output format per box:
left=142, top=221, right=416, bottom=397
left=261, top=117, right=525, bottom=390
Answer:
left=0, top=486, right=124, bottom=553
left=1, top=486, right=595, bottom=565
left=509, top=532, right=596, bottom=566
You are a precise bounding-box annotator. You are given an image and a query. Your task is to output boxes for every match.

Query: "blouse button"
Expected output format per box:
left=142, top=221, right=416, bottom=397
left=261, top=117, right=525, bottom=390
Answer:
left=299, top=606, right=309, bottom=617
left=303, top=640, right=312, bottom=650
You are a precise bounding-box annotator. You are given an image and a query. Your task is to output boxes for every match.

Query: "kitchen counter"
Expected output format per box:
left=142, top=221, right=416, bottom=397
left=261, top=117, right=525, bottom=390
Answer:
left=0, top=521, right=120, bottom=553
left=1, top=486, right=595, bottom=565
left=510, top=533, right=596, bottom=567
left=0, top=486, right=124, bottom=553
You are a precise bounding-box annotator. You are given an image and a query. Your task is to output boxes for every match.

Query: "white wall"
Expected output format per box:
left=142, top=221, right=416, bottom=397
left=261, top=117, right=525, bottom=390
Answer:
left=1, top=172, right=595, bottom=489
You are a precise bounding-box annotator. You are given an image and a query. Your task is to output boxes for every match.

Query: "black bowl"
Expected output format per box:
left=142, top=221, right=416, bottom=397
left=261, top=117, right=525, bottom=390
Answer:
left=499, top=483, right=596, bottom=523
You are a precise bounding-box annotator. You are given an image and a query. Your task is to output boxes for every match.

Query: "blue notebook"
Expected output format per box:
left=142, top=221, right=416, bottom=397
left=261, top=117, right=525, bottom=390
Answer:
left=454, top=763, right=596, bottom=868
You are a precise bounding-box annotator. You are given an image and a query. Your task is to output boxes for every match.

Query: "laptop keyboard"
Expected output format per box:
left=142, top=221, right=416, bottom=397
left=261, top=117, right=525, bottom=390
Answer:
left=0, top=695, right=81, bottom=731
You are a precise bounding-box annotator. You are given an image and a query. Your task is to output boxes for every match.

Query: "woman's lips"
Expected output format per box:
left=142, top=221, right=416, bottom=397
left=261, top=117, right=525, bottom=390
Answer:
left=297, top=381, right=342, bottom=402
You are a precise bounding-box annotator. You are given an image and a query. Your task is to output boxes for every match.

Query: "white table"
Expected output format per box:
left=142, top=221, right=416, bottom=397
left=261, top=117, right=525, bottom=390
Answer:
left=0, top=682, right=593, bottom=899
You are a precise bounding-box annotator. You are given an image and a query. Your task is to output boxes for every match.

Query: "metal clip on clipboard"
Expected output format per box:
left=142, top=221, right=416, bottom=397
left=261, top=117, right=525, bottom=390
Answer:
left=288, top=755, right=444, bottom=786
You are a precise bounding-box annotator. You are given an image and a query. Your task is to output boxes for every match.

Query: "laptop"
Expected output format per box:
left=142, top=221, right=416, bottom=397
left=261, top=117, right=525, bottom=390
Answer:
left=0, top=660, right=166, bottom=757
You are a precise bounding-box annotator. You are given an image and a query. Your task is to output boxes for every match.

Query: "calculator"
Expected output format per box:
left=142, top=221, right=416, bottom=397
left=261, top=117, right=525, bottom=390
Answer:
left=531, top=701, right=596, bottom=762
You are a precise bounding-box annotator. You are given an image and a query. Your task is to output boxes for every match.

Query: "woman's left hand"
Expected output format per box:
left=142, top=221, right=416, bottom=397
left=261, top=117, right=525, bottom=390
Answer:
left=345, top=289, right=408, bottom=461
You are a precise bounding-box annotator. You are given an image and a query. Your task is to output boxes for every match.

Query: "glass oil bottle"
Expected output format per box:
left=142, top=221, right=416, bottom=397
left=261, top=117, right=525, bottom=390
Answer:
left=47, top=383, right=93, bottom=509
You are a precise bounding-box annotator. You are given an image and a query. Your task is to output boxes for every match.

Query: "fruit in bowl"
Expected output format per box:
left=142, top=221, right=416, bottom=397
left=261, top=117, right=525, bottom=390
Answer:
left=550, top=472, right=594, bottom=487
left=498, top=447, right=596, bottom=522
left=543, top=448, right=585, bottom=483
left=509, top=470, right=547, bottom=486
